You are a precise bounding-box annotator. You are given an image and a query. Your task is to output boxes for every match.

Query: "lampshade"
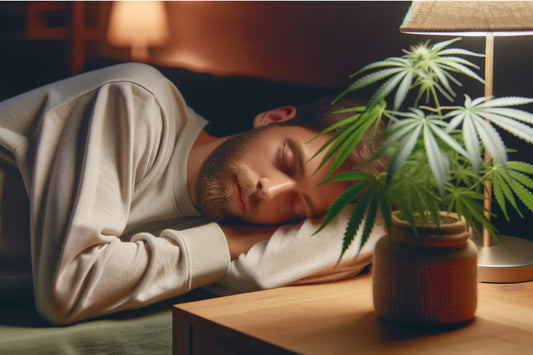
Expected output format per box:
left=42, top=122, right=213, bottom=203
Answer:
left=107, top=1, right=170, bottom=61
left=400, top=0, right=533, bottom=36
left=399, top=0, right=533, bottom=283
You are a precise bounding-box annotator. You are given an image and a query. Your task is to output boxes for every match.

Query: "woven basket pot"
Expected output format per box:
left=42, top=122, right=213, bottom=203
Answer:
left=372, top=211, right=478, bottom=326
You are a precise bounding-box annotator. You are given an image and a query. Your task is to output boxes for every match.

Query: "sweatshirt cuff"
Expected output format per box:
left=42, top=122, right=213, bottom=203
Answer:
left=178, top=222, right=231, bottom=289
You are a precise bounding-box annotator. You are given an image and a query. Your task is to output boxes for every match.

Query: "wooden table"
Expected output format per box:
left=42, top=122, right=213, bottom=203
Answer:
left=173, top=274, right=533, bottom=354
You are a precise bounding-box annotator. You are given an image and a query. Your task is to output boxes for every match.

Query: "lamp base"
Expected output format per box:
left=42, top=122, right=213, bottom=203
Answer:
left=472, top=234, right=533, bottom=283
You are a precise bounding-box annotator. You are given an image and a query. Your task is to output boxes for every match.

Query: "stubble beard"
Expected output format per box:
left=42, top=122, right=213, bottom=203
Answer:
left=195, top=130, right=260, bottom=223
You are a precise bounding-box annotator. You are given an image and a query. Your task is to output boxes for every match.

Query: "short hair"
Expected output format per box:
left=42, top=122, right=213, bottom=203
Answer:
left=288, top=94, right=367, bottom=131
left=280, top=94, right=387, bottom=175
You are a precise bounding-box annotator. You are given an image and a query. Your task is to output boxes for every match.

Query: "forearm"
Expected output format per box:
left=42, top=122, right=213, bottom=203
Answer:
left=35, top=223, right=229, bottom=325
left=221, top=225, right=278, bottom=259
left=210, top=205, right=383, bottom=295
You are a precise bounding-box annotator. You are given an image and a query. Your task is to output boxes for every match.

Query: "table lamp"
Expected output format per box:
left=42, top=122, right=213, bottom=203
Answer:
left=400, top=0, right=533, bottom=283
left=107, top=1, right=170, bottom=62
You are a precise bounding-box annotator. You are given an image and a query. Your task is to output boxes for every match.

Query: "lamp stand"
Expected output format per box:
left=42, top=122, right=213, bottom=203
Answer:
left=130, top=38, right=149, bottom=62
left=475, top=33, right=533, bottom=283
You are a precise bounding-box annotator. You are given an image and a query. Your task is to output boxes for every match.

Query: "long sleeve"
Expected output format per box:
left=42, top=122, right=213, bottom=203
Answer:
left=0, top=64, right=230, bottom=324
left=207, top=205, right=383, bottom=295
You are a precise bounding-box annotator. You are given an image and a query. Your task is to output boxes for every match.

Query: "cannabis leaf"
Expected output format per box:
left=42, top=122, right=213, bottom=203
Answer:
left=406, top=38, right=484, bottom=106
left=445, top=95, right=533, bottom=170
left=492, top=161, right=533, bottom=220
left=312, top=100, right=387, bottom=179
left=334, top=38, right=484, bottom=110
left=387, top=156, right=441, bottom=231
left=442, top=185, right=497, bottom=238
left=382, top=108, right=469, bottom=193
left=315, top=172, right=390, bottom=260
left=313, top=38, right=533, bottom=255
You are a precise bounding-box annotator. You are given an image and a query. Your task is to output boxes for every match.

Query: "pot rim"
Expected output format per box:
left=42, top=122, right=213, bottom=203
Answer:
left=392, top=211, right=466, bottom=231
left=390, top=211, right=472, bottom=247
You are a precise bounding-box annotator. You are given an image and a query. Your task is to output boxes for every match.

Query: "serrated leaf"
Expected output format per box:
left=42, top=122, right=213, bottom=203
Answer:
left=508, top=161, right=533, bottom=174
left=481, top=112, right=533, bottom=144
left=314, top=182, right=369, bottom=235
left=477, top=96, right=533, bottom=108
left=509, top=170, right=533, bottom=189
left=368, top=72, right=407, bottom=107
left=357, top=191, right=379, bottom=256
left=339, top=189, right=372, bottom=260
left=332, top=106, right=368, bottom=114
left=381, top=118, right=419, bottom=151
left=326, top=117, right=376, bottom=178
left=437, top=55, right=481, bottom=69
left=506, top=181, right=533, bottom=213
left=441, top=68, right=463, bottom=87
left=439, top=48, right=485, bottom=58
left=424, top=124, right=449, bottom=194
left=430, top=37, right=462, bottom=51
left=484, top=107, right=533, bottom=125
left=471, top=117, right=508, bottom=167
left=318, top=171, right=371, bottom=186
left=313, top=121, right=361, bottom=174
left=493, top=170, right=523, bottom=219
left=446, top=110, right=466, bottom=131
left=389, top=125, right=422, bottom=175
left=439, top=61, right=484, bottom=83
left=429, top=120, right=470, bottom=159
left=349, top=58, right=411, bottom=78
left=311, top=112, right=362, bottom=139
left=334, top=67, right=406, bottom=103
left=433, top=80, right=456, bottom=102
left=350, top=68, right=405, bottom=91
left=432, top=66, right=456, bottom=98
left=463, top=197, right=498, bottom=239
left=462, top=113, right=482, bottom=170
left=394, top=70, right=414, bottom=110
left=468, top=95, right=488, bottom=107
left=492, top=173, right=511, bottom=220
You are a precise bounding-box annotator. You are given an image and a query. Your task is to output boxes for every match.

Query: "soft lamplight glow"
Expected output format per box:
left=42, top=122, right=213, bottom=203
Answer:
left=400, top=0, right=533, bottom=283
left=107, top=1, right=170, bottom=61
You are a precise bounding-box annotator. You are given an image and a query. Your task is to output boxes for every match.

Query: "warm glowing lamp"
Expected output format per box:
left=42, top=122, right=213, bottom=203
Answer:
left=400, top=0, right=533, bottom=283
left=107, top=1, right=170, bottom=62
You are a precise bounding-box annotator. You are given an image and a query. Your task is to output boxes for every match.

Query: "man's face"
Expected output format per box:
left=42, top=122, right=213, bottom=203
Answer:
left=195, top=125, right=350, bottom=225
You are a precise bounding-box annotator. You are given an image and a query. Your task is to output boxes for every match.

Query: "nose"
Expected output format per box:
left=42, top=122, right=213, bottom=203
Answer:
left=256, top=176, right=295, bottom=201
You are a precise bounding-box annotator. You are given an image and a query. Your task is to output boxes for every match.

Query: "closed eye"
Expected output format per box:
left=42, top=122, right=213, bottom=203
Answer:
left=279, top=140, right=298, bottom=176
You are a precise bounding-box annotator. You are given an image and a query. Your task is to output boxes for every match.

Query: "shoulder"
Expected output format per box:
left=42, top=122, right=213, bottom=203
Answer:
left=84, top=63, right=169, bottom=94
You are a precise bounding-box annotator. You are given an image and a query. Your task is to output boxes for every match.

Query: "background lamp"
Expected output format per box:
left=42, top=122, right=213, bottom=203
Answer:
left=107, top=1, right=169, bottom=62
left=400, top=0, right=533, bottom=283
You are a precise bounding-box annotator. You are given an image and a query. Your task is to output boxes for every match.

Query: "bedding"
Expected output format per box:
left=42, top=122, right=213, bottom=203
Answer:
left=0, top=289, right=213, bottom=354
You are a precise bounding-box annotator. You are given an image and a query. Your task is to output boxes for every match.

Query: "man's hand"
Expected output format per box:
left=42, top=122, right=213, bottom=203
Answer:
left=221, top=225, right=277, bottom=259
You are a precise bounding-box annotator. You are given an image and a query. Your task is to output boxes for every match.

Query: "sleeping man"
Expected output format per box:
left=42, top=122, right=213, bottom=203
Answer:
left=0, top=63, right=383, bottom=324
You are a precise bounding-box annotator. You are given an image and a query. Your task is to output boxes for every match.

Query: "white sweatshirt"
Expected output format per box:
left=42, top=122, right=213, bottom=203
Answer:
left=0, top=63, right=379, bottom=325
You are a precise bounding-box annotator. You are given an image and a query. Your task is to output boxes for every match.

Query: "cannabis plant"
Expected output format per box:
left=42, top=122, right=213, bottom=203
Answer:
left=314, top=38, right=533, bottom=258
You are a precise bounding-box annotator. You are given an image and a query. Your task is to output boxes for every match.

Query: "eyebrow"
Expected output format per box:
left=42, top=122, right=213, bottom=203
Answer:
left=287, top=138, right=317, bottom=217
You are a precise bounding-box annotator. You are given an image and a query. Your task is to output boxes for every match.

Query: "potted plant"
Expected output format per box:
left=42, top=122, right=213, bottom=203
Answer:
left=314, top=38, right=533, bottom=325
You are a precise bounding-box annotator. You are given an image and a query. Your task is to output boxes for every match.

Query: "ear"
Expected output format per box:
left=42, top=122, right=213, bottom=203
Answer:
left=253, top=106, right=297, bottom=128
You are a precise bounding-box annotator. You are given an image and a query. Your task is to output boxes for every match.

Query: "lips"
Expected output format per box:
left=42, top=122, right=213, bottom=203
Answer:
left=232, top=176, right=247, bottom=214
